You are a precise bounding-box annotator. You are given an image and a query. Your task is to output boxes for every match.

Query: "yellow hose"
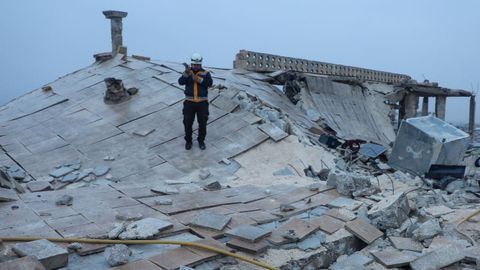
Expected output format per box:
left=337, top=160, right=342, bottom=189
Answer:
left=455, top=207, right=480, bottom=247
left=0, top=236, right=278, bottom=270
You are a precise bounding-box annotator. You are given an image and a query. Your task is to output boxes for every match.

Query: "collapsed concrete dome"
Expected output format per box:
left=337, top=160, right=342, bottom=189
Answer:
left=389, top=116, right=470, bottom=175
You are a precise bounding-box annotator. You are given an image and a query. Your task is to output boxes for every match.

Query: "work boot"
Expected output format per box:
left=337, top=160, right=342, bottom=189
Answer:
left=199, top=142, right=206, bottom=150
left=185, top=141, right=192, bottom=150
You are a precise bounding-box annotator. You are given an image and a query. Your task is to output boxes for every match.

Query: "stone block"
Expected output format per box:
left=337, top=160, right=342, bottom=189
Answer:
left=190, top=212, right=231, bottom=231
left=371, top=248, right=419, bottom=268
left=368, top=192, right=409, bottom=230
left=0, top=188, right=17, bottom=202
left=410, top=244, right=464, bottom=270
left=226, top=225, right=271, bottom=243
left=0, top=256, right=46, bottom=270
left=412, top=219, right=442, bottom=241
left=12, top=239, right=68, bottom=270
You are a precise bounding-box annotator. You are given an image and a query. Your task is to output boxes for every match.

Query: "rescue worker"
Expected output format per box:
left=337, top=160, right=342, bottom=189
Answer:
left=178, top=53, right=213, bottom=150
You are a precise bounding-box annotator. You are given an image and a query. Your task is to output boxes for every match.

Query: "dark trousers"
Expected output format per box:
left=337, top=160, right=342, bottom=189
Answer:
left=183, top=100, right=209, bottom=143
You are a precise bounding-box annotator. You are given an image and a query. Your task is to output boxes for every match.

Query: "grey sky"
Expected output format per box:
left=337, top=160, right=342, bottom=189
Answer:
left=1, top=1, right=479, bottom=123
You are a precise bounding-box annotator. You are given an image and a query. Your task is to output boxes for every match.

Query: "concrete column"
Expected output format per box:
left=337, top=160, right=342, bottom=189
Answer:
left=421, top=96, right=429, bottom=116
left=435, top=96, right=446, bottom=120
left=468, top=95, right=476, bottom=135
left=103, top=10, right=128, bottom=55
left=404, top=93, right=419, bottom=119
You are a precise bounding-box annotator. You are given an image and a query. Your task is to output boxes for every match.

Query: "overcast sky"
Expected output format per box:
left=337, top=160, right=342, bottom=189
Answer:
left=1, top=1, right=479, bottom=123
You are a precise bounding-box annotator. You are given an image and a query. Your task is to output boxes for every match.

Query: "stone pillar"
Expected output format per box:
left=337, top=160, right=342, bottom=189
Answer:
left=404, top=93, right=419, bottom=119
left=468, top=95, right=476, bottom=136
left=421, top=97, right=429, bottom=116
left=103, top=10, right=128, bottom=55
left=435, top=96, right=446, bottom=120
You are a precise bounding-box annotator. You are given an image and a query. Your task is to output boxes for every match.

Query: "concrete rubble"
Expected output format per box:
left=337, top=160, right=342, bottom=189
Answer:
left=104, top=244, right=131, bottom=267
left=0, top=12, right=479, bottom=270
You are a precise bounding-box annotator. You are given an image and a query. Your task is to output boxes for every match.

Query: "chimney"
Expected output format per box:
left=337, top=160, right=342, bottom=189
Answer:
left=102, top=10, right=128, bottom=55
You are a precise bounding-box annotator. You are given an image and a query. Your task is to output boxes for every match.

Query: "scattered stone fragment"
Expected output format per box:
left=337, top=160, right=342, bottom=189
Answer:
left=368, top=192, right=410, bottom=230
left=328, top=197, right=363, bottom=211
left=6, top=167, right=26, bottom=180
left=308, top=182, right=322, bottom=191
left=118, top=218, right=173, bottom=240
left=296, top=231, right=326, bottom=251
left=104, top=244, right=131, bottom=267
left=389, top=236, right=423, bottom=252
left=76, top=171, right=89, bottom=181
left=191, top=212, right=232, bottom=231
left=264, top=189, right=271, bottom=195
left=151, top=185, right=179, bottom=195
left=0, top=256, right=46, bottom=270
left=226, top=238, right=270, bottom=254
left=424, top=205, right=454, bottom=217
left=26, top=181, right=53, bottom=192
left=115, top=211, right=143, bottom=221
left=12, top=239, right=68, bottom=270
left=133, top=128, right=155, bottom=137
left=49, top=167, right=74, bottom=178
left=221, top=158, right=231, bottom=165
left=105, top=173, right=113, bottom=180
left=280, top=204, right=296, bottom=212
left=371, top=248, right=419, bottom=268
left=127, top=87, right=139, bottom=95
left=60, top=172, right=79, bottom=183
left=55, top=195, right=73, bottom=206
left=11, top=205, right=19, bottom=210
left=331, top=253, right=374, bottom=270
left=199, top=168, right=211, bottom=180
left=0, top=187, right=18, bottom=202
left=65, top=159, right=82, bottom=170
left=272, top=167, right=295, bottom=176
left=103, top=155, right=116, bottom=161
left=83, top=175, right=96, bottom=182
left=108, top=223, right=126, bottom=239
left=412, top=219, right=442, bottom=241
left=93, top=165, right=110, bottom=176
left=36, top=176, right=54, bottom=183
left=165, top=180, right=190, bottom=185
left=203, top=180, right=221, bottom=191
left=154, top=198, right=173, bottom=205
left=67, top=243, right=83, bottom=252
left=226, top=225, right=272, bottom=243
left=325, top=208, right=356, bottom=222
left=410, top=244, right=464, bottom=270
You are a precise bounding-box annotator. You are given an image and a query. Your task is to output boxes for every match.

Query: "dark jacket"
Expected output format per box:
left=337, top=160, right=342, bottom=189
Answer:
left=178, top=68, right=213, bottom=102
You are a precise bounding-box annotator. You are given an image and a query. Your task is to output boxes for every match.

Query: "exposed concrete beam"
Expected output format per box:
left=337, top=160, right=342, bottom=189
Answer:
left=234, top=50, right=411, bottom=84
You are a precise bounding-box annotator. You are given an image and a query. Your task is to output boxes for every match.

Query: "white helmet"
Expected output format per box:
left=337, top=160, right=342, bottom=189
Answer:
left=191, top=53, right=203, bottom=65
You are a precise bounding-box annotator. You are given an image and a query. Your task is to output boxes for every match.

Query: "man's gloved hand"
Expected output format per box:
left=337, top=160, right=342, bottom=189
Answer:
left=182, top=71, right=191, bottom=78
left=193, top=75, right=204, bottom=83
